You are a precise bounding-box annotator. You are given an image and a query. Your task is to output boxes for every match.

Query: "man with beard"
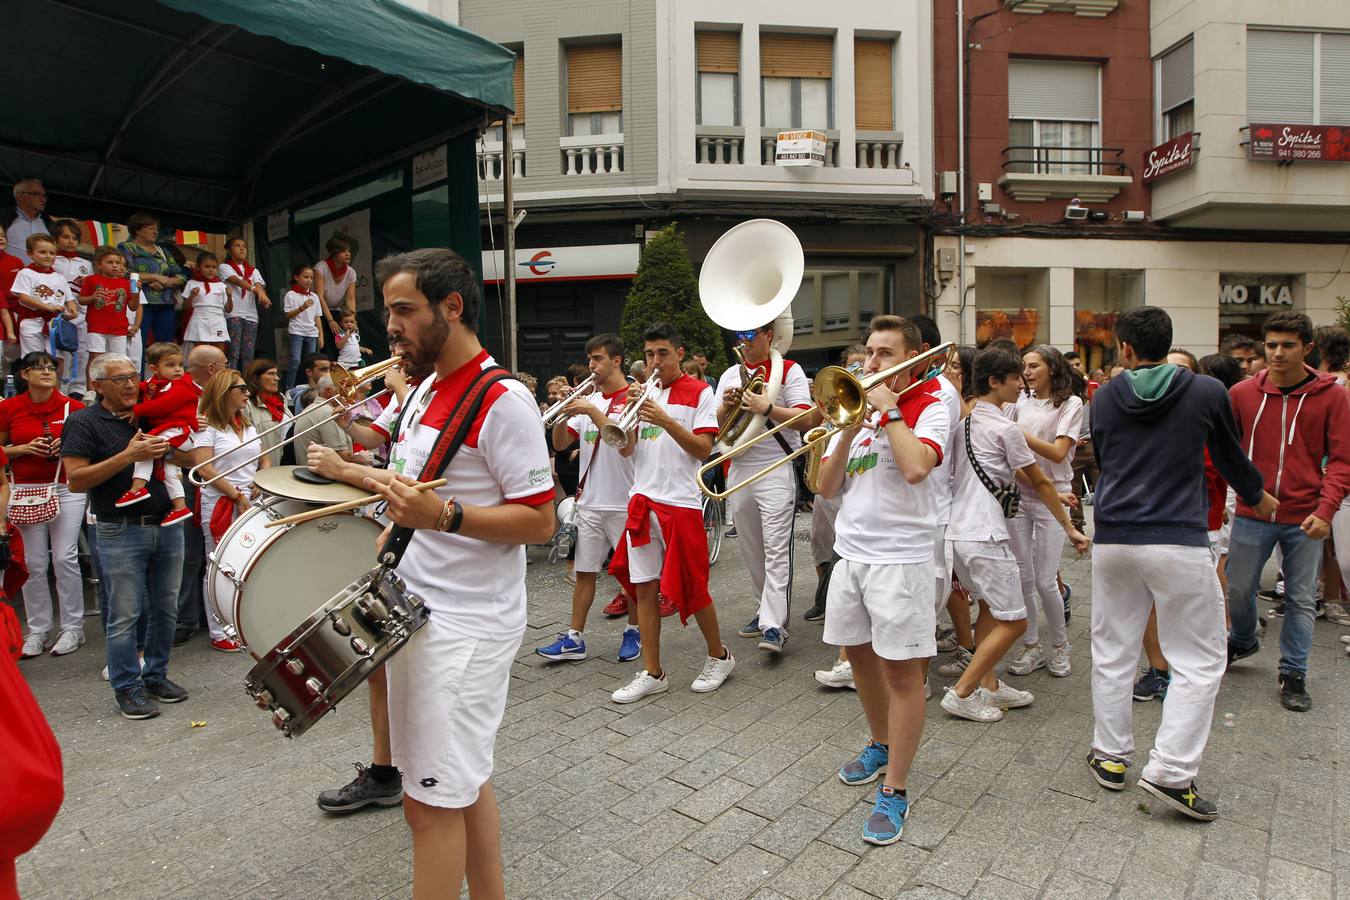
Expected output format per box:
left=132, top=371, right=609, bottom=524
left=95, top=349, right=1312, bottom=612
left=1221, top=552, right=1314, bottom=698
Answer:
left=306, top=248, right=555, bottom=897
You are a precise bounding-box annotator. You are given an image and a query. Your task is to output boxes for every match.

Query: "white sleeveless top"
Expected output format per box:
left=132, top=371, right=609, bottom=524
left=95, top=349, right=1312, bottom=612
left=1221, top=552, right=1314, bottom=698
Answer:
left=316, top=258, right=356, bottom=313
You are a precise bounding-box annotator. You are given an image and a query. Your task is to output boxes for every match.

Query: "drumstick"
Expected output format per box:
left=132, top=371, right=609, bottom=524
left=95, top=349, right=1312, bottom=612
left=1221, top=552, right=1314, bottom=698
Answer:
left=264, top=478, right=449, bottom=528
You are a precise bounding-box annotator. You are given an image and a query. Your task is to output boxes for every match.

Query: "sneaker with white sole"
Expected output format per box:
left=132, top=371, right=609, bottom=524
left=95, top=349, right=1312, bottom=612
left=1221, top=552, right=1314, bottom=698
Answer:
left=940, top=686, right=1004, bottom=722
left=691, top=650, right=735, bottom=693
left=612, top=670, right=668, bottom=704
left=1046, top=643, right=1072, bottom=677
left=617, top=626, right=641, bottom=662
left=50, top=629, right=84, bottom=656
left=1324, top=601, right=1350, bottom=627
left=815, top=659, right=855, bottom=689
left=1007, top=643, right=1045, bottom=676
left=937, top=646, right=972, bottom=677
left=20, top=632, right=48, bottom=660
left=536, top=630, right=587, bottom=661
left=935, top=628, right=959, bottom=653
left=987, top=679, right=1034, bottom=709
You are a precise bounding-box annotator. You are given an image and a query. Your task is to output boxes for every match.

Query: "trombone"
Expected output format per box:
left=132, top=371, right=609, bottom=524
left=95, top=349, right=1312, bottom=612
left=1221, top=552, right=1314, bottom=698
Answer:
left=540, top=374, right=597, bottom=427
left=600, top=374, right=662, bottom=447
left=697, top=343, right=955, bottom=500
left=187, top=356, right=403, bottom=488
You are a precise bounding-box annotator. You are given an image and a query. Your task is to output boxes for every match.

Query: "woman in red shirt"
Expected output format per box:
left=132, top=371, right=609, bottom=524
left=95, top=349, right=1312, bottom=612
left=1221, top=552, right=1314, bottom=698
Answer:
left=0, top=352, right=86, bottom=659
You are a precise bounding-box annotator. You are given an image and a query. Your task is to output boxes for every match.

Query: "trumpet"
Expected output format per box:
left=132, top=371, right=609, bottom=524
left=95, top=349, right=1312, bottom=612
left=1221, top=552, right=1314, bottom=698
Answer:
left=600, top=374, right=662, bottom=447
left=540, top=374, right=597, bottom=427
left=716, top=341, right=767, bottom=450
left=187, top=355, right=403, bottom=488
left=697, top=343, right=956, bottom=500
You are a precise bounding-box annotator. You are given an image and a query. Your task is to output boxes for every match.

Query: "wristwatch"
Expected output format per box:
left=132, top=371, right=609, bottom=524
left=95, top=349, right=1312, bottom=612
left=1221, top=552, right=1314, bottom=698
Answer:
left=879, top=408, right=904, bottom=428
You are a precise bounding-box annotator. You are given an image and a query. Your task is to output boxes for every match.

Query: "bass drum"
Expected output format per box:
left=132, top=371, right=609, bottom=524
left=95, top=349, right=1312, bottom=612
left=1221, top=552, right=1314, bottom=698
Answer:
left=207, top=498, right=385, bottom=658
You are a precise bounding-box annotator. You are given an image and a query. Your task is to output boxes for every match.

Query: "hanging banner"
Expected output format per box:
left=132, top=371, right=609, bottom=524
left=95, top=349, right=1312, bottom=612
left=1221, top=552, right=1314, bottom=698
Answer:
left=1247, top=124, right=1349, bottom=162
left=318, top=209, right=375, bottom=312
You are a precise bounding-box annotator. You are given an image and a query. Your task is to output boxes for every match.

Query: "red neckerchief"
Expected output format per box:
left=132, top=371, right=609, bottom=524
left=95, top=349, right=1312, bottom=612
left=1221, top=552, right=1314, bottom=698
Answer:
left=194, top=269, right=221, bottom=288
left=25, top=264, right=54, bottom=274
left=57, top=251, right=80, bottom=259
left=326, top=256, right=349, bottom=280
left=227, top=258, right=256, bottom=282
left=260, top=392, right=285, bottom=422
left=290, top=283, right=309, bottom=294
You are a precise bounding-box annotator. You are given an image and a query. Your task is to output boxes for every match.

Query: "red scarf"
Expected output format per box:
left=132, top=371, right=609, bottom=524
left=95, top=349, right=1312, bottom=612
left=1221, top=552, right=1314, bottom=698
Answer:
left=260, top=392, right=285, bottom=422
left=193, top=269, right=221, bottom=288
left=228, top=258, right=255, bottom=282
left=57, top=251, right=80, bottom=259
left=326, top=256, right=349, bottom=280
left=24, top=264, right=53, bottom=274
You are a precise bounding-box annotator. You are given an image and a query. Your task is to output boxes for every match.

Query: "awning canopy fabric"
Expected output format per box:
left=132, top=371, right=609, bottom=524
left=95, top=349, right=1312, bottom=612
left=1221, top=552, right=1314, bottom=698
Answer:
left=2, top=0, right=515, bottom=228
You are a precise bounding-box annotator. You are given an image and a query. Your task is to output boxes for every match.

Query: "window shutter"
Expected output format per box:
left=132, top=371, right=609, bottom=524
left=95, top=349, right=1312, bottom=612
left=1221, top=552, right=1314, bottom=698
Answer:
left=1008, top=59, right=1099, bottom=120
left=1320, top=32, right=1350, bottom=125
left=760, top=34, right=833, bottom=79
left=512, top=52, right=525, bottom=123
left=1159, top=39, right=1193, bottom=113
left=697, top=31, right=739, bottom=74
left=567, top=44, right=623, bottom=114
left=1246, top=29, right=1313, bottom=122
left=854, top=39, right=894, bottom=131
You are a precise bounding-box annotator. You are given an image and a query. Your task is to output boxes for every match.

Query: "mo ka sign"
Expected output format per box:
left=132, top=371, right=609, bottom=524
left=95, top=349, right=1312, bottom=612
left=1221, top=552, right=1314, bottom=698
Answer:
left=1247, top=124, right=1349, bottom=162
left=1143, top=133, right=1195, bottom=183
left=482, top=244, right=640, bottom=284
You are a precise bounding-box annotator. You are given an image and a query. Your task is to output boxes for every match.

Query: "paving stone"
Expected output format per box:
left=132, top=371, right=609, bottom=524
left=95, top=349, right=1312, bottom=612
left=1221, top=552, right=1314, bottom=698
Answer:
left=914, top=832, right=994, bottom=895
left=1186, top=863, right=1261, bottom=900
left=737, top=772, right=821, bottom=820
left=614, top=846, right=715, bottom=899
left=1038, top=868, right=1113, bottom=899
left=687, top=843, right=789, bottom=900
left=750, top=804, right=838, bottom=858
left=965, top=874, right=1036, bottom=900
left=840, top=842, right=931, bottom=896
left=768, top=841, right=860, bottom=900
left=684, top=807, right=773, bottom=863
left=1264, top=857, right=1335, bottom=899
left=675, top=776, right=758, bottom=824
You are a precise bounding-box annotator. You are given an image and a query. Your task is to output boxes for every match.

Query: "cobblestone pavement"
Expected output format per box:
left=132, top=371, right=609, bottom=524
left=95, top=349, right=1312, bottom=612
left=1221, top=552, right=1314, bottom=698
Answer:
left=15, top=525, right=1349, bottom=899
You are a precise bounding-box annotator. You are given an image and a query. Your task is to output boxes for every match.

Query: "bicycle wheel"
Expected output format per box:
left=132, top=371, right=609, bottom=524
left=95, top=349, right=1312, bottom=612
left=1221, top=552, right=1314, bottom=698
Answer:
left=703, top=495, right=723, bottom=565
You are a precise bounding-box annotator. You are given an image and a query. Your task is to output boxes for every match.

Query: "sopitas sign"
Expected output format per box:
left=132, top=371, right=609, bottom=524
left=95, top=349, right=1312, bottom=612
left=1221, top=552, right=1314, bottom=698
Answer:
left=1247, top=124, right=1349, bottom=162
left=1143, top=133, right=1195, bottom=183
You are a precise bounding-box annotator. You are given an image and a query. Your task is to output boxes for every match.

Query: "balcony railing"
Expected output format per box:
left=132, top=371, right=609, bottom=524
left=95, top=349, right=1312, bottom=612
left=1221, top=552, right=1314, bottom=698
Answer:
left=560, top=134, right=625, bottom=176
left=999, top=145, right=1134, bottom=203
left=695, top=126, right=744, bottom=165
left=478, top=140, right=526, bottom=181
left=856, top=131, right=905, bottom=170
left=760, top=130, right=840, bottom=167
left=1011, top=0, right=1120, bottom=16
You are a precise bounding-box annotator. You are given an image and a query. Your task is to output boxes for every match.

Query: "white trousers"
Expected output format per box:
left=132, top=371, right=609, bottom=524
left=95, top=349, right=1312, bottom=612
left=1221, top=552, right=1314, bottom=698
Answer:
left=18, top=319, right=48, bottom=355
left=1008, top=499, right=1067, bottom=647
left=1090, top=543, right=1225, bottom=787
left=18, top=484, right=87, bottom=636
left=728, top=461, right=797, bottom=630
left=1333, top=496, right=1350, bottom=593
left=810, top=492, right=841, bottom=566
left=200, top=491, right=231, bottom=641
left=131, top=460, right=185, bottom=502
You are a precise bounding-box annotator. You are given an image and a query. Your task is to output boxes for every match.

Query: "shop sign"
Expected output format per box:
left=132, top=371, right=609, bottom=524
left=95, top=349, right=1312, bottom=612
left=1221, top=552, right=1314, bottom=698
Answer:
left=1143, top=133, right=1195, bottom=183
left=1219, top=274, right=1294, bottom=308
left=775, top=130, right=827, bottom=167
left=482, top=244, right=640, bottom=284
left=1247, top=124, right=1349, bottom=162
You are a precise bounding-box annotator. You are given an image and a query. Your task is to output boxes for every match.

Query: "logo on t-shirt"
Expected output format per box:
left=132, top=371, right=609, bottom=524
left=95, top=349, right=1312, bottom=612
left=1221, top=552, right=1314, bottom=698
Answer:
left=582, top=427, right=599, bottom=444
left=528, top=465, right=551, bottom=487
left=639, top=425, right=664, bottom=441
left=845, top=451, right=878, bottom=478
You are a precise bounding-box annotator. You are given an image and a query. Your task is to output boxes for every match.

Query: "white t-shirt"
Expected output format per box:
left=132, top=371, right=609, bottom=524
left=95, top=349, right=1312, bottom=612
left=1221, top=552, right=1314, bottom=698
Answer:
left=220, top=261, right=266, bottom=323
left=336, top=326, right=362, bottom=368
left=316, top=259, right=356, bottom=314
left=713, top=358, right=812, bottom=468
left=370, top=351, right=553, bottom=638
left=53, top=256, right=92, bottom=328
left=947, top=400, right=1037, bottom=543
left=1013, top=394, right=1083, bottom=492
left=629, top=373, right=720, bottom=510
left=930, top=373, right=962, bottom=527
left=196, top=424, right=262, bottom=499
left=565, top=385, right=636, bottom=511
left=10, top=267, right=71, bottom=320
left=826, top=383, right=951, bottom=565
left=183, top=280, right=229, bottom=341
left=285, top=290, right=321, bottom=337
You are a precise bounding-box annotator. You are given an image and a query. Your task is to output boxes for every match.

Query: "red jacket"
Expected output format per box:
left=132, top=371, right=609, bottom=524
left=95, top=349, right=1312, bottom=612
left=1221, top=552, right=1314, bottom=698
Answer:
left=1203, top=449, right=1226, bottom=532
left=1229, top=367, right=1350, bottom=525
left=134, top=374, right=202, bottom=435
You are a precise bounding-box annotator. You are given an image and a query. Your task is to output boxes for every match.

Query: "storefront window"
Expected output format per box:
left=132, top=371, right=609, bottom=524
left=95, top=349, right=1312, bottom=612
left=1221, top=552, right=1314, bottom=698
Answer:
left=1073, top=269, right=1141, bottom=373
left=789, top=266, right=892, bottom=349
left=975, top=269, right=1048, bottom=349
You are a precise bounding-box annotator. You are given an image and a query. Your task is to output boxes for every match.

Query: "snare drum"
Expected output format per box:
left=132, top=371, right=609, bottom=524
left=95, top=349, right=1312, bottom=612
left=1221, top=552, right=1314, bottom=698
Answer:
left=207, top=497, right=384, bottom=657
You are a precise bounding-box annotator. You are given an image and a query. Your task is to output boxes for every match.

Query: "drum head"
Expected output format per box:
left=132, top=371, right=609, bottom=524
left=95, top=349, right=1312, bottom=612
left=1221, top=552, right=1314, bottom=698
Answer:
left=557, top=497, right=576, bottom=524
left=254, top=466, right=373, bottom=504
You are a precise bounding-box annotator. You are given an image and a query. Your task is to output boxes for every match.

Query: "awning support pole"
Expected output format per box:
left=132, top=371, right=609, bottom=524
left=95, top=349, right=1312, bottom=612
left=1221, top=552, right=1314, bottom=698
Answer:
left=502, top=120, right=518, bottom=372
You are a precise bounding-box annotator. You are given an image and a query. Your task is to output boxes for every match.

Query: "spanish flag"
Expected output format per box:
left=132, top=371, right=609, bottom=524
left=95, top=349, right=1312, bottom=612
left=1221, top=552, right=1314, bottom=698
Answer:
left=175, top=230, right=208, bottom=247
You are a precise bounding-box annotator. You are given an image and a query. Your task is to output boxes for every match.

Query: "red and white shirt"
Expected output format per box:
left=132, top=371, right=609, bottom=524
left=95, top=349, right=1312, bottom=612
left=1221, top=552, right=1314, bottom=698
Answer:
left=372, top=351, right=553, bottom=637
left=931, top=373, right=963, bottom=527
left=82, top=275, right=133, bottom=335
left=565, top=385, right=636, bottom=511
left=629, top=373, right=719, bottom=510
left=713, top=358, right=812, bottom=468
left=53, top=254, right=92, bottom=327
left=825, top=380, right=951, bottom=565
left=10, top=267, right=71, bottom=322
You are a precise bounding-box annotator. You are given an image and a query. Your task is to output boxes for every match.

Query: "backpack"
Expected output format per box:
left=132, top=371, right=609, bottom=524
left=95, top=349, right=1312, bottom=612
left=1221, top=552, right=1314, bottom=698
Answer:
left=53, top=317, right=79, bottom=353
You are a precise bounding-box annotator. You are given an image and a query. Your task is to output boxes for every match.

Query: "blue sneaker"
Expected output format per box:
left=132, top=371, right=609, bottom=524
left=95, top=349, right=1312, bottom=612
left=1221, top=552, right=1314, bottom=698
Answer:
left=737, top=615, right=762, bottom=639
left=757, top=627, right=786, bottom=654
left=617, top=626, right=641, bottom=662
left=838, top=740, right=889, bottom=785
left=862, top=785, right=908, bottom=846
left=536, top=631, right=587, bottom=661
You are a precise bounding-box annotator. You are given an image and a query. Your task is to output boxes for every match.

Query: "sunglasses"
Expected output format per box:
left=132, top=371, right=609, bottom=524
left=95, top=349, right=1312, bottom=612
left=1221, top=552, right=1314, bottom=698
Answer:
left=734, top=331, right=757, bottom=343
left=229, top=384, right=249, bottom=393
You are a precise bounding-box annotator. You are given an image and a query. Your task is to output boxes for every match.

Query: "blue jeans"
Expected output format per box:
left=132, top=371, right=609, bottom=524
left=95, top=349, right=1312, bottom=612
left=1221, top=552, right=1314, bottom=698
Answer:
left=142, top=303, right=178, bottom=348
left=98, top=521, right=184, bottom=693
left=287, top=334, right=318, bottom=390
left=1226, top=516, right=1324, bottom=676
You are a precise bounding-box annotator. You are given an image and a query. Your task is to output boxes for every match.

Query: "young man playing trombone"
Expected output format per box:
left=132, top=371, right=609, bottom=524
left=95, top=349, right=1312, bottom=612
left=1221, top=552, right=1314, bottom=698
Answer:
left=535, top=334, right=641, bottom=663
left=814, top=315, right=950, bottom=846
left=716, top=322, right=815, bottom=654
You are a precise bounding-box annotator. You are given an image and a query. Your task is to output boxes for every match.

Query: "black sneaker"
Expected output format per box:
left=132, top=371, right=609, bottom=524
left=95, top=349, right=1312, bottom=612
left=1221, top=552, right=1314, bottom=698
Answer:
left=803, top=602, right=825, bottom=622
left=317, top=763, right=404, bottom=814
left=1314, top=600, right=1326, bottom=619
left=1278, top=672, right=1311, bottom=712
left=144, top=677, right=189, bottom=704
left=172, top=628, right=194, bottom=647
left=1086, top=753, right=1126, bottom=791
left=1139, top=779, right=1219, bottom=821
left=1132, top=667, right=1170, bottom=702
left=1267, top=602, right=1285, bottom=617
left=1226, top=638, right=1260, bottom=668
left=116, top=688, right=160, bottom=720
left=1060, top=581, right=1072, bottom=623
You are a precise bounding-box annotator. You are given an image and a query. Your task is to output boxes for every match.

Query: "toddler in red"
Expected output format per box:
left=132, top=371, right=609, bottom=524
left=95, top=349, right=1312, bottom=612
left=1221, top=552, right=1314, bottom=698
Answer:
left=118, top=342, right=197, bottom=525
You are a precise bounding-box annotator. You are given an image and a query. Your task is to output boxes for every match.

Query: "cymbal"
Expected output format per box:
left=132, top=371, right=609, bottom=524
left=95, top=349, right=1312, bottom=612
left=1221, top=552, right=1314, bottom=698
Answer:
left=253, top=466, right=373, bottom=505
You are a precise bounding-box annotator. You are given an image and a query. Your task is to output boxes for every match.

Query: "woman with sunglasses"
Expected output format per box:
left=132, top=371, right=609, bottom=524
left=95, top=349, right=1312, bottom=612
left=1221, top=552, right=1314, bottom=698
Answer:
left=189, top=370, right=268, bottom=652
left=240, top=358, right=289, bottom=467
left=0, top=351, right=86, bottom=658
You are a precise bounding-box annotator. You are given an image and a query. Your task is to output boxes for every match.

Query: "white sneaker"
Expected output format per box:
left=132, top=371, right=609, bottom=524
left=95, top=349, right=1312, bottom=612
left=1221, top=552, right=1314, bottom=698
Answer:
left=987, top=679, right=1035, bottom=709
left=1340, top=634, right=1350, bottom=645
left=690, top=650, right=735, bottom=693
left=1007, top=643, right=1045, bottom=676
left=50, top=629, right=84, bottom=657
left=1046, top=643, right=1072, bottom=677
left=937, top=646, right=973, bottom=677
left=20, top=632, right=48, bottom=660
left=612, top=670, right=668, bottom=704
left=814, top=659, right=856, bottom=689
left=940, top=686, right=1004, bottom=722
left=924, top=679, right=932, bottom=700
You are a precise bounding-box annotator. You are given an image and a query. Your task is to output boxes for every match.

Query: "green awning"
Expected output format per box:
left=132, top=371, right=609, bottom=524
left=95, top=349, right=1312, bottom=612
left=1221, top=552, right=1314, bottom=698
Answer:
left=1, top=0, right=514, bottom=228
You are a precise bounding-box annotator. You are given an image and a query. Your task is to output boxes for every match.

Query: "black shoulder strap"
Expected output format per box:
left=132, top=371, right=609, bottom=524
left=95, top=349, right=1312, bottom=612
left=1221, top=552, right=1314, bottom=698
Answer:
left=965, top=414, right=1006, bottom=498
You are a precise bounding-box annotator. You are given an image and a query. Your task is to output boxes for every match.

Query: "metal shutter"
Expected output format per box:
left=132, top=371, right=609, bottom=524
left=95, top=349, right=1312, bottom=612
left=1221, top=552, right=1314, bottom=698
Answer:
left=1008, top=59, right=1099, bottom=120
left=1321, top=33, right=1350, bottom=125
left=1247, top=29, right=1313, bottom=122
left=854, top=39, right=894, bottom=131
left=697, top=31, right=739, bottom=73
left=760, top=34, right=833, bottom=79
left=567, top=44, right=623, bottom=114
left=1159, top=39, right=1193, bottom=112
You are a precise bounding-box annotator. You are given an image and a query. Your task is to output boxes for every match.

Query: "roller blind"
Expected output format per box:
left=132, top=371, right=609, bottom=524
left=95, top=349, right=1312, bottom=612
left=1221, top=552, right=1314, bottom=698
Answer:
left=511, top=52, right=525, bottom=123
left=697, top=31, right=739, bottom=74
left=567, top=44, right=622, bottom=113
left=1247, top=29, right=1313, bottom=122
left=1008, top=59, right=1099, bottom=120
left=854, top=39, right=894, bottom=131
left=1321, top=33, right=1350, bottom=124
left=1159, top=39, right=1193, bottom=113
left=760, top=33, right=833, bottom=79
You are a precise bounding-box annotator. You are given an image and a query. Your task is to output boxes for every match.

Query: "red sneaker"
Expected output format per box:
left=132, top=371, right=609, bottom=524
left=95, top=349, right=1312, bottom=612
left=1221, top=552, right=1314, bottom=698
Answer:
left=211, top=637, right=243, bottom=653
left=658, top=594, right=678, bottom=618
left=161, top=508, right=194, bottom=527
left=602, top=592, right=629, bottom=617
left=115, top=487, right=150, bottom=508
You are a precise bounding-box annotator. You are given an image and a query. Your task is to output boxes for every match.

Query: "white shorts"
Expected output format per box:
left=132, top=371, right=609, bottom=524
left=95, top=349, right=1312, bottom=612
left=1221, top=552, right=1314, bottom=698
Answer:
left=949, top=539, right=1026, bottom=621
left=823, top=557, right=937, bottom=661
left=1210, top=487, right=1236, bottom=559
left=18, top=318, right=48, bottom=355
left=625, top=512, right=666, bottom=584
left=387, top=614, right=520, bottom=808
left=933, top=524, right=952, bottom=615
left=86, top=332, right=128, bottom=354
left=575, top=507, right=626, bottom=573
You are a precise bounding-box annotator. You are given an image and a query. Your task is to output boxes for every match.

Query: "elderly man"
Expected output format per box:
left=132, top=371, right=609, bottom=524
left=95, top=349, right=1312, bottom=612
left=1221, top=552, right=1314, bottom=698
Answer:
left=2, top=179, right=53, bottom=264
left=62, top=354, right=188, bottom=720
left=292, top=374, right=358, bottom=463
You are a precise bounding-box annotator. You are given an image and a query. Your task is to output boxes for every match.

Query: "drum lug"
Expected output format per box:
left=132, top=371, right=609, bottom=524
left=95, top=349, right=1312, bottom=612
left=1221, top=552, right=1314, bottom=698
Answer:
left=305, top=677, right=324, bottom=696
left=350, top=637, right=370, bottom=655
left=331, top=616, right=352, bottom=637
left=285, top=658, right=305, bottom=675
left=218, top=562, right=242, bottom=588
left=253, top=689, right=273, bottom=710
left=271, top=708, right=291, bottom=731
left=357, top=595, right=390, bottom=625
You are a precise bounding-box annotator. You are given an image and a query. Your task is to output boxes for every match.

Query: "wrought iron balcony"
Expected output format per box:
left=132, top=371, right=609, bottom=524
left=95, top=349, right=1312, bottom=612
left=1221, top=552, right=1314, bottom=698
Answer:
left=998, top=145, right=1133, bottom=202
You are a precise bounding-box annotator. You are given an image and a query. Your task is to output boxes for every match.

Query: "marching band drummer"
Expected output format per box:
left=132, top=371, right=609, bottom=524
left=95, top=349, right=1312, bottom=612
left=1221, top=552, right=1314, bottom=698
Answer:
left=717, top=322, right=816, bottom=655
left=304, top=248, right=554, bottom=899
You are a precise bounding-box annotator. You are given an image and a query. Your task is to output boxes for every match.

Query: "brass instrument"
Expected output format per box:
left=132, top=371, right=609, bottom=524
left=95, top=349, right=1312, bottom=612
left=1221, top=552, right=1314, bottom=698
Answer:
left=600, top=374, right=662, bottom=447
left=697, top=343, right=956, bottom=500
left=802, top=363, right=863, bottom=495
left=188, top=356, right=403, bottom=488
left=540, top=374, right=597, bottom=427
left=717, top=341, right=767, bottom=450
